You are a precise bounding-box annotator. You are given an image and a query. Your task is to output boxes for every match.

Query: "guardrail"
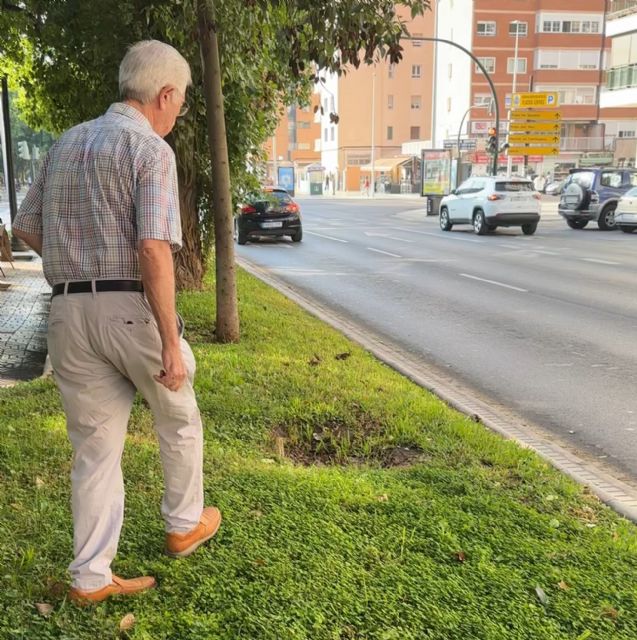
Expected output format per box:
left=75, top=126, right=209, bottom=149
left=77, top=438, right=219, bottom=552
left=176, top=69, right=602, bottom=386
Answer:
left=607, top=0, right=637, bottom=19
left=605, top=63, right=637, bottom=90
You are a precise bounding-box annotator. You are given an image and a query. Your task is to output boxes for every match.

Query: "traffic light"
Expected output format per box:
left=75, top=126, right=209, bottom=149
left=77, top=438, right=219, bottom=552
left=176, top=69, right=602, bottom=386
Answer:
left=486, top=127, right=497, bottom=155
left=17, top=140, right=30, bottom=160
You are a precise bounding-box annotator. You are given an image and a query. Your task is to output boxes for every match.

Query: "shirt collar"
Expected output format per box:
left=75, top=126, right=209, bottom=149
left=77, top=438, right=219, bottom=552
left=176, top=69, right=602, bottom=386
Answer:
left=107, top=102, right=153, bottom=130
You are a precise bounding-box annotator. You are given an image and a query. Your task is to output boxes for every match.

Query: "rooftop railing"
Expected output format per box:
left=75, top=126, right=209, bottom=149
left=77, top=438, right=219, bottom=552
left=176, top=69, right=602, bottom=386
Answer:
left=607, top=0, right=637, bottom=19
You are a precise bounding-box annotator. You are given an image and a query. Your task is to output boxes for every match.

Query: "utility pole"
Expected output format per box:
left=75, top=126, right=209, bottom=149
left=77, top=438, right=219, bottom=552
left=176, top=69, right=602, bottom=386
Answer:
left=506, top=21, right=522, bottom=178
left=370, top=66, right=376, bottom=198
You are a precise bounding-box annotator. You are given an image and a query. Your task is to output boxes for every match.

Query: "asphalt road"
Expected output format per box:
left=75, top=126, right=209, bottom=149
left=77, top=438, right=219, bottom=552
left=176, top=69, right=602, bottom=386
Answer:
left=237, top=196, right=637, bottom=481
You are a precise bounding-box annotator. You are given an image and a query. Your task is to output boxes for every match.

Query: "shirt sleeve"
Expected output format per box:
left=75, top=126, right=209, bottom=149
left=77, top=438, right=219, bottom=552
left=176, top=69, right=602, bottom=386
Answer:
left=135, top=144, right=182, bottom=251
left=13, top=152, right=49, bottom=236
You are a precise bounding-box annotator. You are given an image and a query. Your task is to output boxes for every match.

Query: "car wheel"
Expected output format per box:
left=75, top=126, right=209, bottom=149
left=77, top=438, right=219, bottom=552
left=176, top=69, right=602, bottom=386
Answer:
left=620, top=225, right=635, bottom=234
left=291, top=228, right=303, bottom=243
left=521, top=222, right=538, bottom=235
left=473, top=209, right=487, bottom=236
left=439, top=207, right=453, bottom=231
left=597, top=204, right=617, bottom=230
left=234, top=218, right=248, bottom=245
left=566, top=219, right=588, bottom=230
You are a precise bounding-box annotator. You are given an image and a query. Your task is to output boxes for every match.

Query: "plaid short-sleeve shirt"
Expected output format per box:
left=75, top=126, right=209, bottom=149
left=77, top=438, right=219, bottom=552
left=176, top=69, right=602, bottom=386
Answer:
left=13, top=103, right=182, bottom=286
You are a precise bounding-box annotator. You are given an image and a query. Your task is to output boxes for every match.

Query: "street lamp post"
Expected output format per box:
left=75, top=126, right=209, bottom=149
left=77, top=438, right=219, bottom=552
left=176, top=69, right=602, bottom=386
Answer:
left=370, top=66, right=376, bottom=197
left=506, top=21, right=522, bottom=178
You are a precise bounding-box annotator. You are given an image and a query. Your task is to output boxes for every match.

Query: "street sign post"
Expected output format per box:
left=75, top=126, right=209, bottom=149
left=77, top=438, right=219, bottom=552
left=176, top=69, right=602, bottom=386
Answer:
left=512, top=92, right=559, bottom=108
left=507, top=146, right=560, bottom=156
left=509, top=121, right=561, bottom=133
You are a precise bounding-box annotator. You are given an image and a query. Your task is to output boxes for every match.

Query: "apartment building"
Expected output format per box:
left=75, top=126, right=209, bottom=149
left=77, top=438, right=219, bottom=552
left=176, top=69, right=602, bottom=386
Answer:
left=263, top=95, right=322, bottom=188
left=315, top=6, right=436, bottom=191
left=433, top=0, right=636, bottom=176
left=600, top=0, right=637, bottom=166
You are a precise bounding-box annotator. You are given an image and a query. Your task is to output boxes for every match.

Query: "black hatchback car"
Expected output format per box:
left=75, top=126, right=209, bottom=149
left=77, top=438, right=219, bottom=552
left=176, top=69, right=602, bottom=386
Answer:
left=234, top=187, right=302, bottom=245
left=558, top=167, right=637, bottom=230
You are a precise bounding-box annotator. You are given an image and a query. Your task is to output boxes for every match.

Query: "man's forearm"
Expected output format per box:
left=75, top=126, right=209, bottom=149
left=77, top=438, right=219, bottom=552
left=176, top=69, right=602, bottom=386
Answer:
left=12, top=229, right=42, bottom=256
left=138, top=240, right=180, bottom=349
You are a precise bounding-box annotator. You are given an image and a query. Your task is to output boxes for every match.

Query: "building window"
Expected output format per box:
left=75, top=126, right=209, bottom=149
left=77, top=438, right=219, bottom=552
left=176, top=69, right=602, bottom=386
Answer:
left=474, top=94, right=492, bottom=107
left=535, top=84, right=597, bottom=105
left=323, top=98, right=328, bottom=113
left=619, top=130, right=636, bottom=138
left=535, top=49, right=600, bottom=70
left=507, top=57, right=527, bottom=74
left=477, top=21, right=496, bottom=36
left=410, top=126, right=421, bottom=140
left=411, top=64, right=422, bottom=78
left=509, top=21, right=528, bottom=36
left=476, top=57, right=496, bottom=74
left=388, top=64, right=395, bottom=79
left=387, top=94, right=394, bottom=110
left=330, top=127, right=335, bottom=141
left=387, top=126, right=393, bottom=141
left=298, top=142, right=310, bottom=150
left=412, top=32, right=423, bottom=47
left=411, top=95, right=422, bottom=110
left=324, top=128, right=328, bottom=141
left=538, top=13, right=601, bottom=34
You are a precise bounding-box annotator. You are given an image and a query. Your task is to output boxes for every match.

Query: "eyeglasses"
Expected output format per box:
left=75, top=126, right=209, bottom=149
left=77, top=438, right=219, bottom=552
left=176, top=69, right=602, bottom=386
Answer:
left=178, top=101, right=189, bottom=118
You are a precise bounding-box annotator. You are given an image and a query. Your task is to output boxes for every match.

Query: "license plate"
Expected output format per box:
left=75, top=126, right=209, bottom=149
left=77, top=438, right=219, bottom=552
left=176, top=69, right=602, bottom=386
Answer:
left=261, top=221, right=283, bottom=229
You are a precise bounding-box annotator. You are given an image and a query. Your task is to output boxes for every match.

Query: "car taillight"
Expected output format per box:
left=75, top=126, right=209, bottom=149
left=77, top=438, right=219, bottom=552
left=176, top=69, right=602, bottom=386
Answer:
left=287, top=203, right=299, bottom=213
left=590, top=191, right=599, bottom=203
left=241, top=205, right=257, bottom=214
left=532, top=193, right=541, bottom=200
left=487, top=194, right=503, bottom=201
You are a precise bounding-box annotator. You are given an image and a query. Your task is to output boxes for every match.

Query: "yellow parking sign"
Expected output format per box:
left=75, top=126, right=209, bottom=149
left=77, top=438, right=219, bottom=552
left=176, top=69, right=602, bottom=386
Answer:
left=512, top=92, right=560, bottom=108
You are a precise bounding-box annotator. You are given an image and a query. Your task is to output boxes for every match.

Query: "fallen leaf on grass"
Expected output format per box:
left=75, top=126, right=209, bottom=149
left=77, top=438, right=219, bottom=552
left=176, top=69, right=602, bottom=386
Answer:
left=308, top=355, right=322, bottom=366
left=35, top=477, right=45, bottom=489
left=535, top=586, right=548, bottom=606
left=335, top=352, right=351, bottom=361
left=250, top=509, right=263, bottom=519
left=454, top=551, right=466, bottom=563
left=119, top=613, right=135, bottom=631
left=375, top=494, right=389, bottom=502
left=601, top=606, right=619, bottom=619
left=35, top=602, right=53, bottom=617
left=557, top=580, right=570, bottom=591
left=252, top=558, right=267, bottom=566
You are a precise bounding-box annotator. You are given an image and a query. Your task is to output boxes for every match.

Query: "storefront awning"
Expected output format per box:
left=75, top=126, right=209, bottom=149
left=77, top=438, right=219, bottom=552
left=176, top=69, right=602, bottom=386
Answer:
left=360, top=156, right=412, bottom=173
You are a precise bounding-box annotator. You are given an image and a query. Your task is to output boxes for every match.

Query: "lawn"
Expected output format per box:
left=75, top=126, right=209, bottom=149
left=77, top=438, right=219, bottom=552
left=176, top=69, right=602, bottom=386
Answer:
left=0, top=268, right=636, bottom=639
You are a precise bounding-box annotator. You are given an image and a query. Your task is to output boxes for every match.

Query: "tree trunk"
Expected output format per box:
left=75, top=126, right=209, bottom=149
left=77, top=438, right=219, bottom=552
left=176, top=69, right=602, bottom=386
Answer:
left=197, top=0, right=240, bottom=343
left=169, top=126, right=204, bottom=291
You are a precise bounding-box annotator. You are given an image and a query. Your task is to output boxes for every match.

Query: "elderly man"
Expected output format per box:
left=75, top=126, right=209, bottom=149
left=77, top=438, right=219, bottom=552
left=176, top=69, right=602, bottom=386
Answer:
left=13, top=40, right=221, bottom=604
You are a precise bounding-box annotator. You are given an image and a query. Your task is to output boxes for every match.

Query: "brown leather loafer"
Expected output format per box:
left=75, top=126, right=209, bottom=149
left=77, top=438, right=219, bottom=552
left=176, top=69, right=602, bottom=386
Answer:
left=69, top=574, right=156, bottom=604
left=165, top=506, right=222, bottom=558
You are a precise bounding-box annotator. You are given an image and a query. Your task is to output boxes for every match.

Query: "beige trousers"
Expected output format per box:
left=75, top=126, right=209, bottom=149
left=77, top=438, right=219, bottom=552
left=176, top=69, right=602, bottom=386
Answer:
left=47, top=290, right=203, bottom=591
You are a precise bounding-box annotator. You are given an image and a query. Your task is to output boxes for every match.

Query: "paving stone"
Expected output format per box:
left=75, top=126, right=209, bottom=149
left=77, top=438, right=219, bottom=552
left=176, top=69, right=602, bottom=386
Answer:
left=0, top=257, right=50, bottom=387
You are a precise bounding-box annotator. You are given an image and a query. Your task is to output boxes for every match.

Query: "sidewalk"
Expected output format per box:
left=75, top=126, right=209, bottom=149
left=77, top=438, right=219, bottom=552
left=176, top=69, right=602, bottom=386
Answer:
left=0, top=256, right=50, bottom=387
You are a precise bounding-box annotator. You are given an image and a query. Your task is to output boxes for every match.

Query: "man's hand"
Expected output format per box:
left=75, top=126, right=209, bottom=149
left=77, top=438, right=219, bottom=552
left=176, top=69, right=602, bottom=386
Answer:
left=154, top=344, right=187, bottom=392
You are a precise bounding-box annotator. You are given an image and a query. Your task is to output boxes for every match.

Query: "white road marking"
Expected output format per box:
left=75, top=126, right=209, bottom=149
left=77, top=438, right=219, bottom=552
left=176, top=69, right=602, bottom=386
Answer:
left=581, top=258, right=619, bottom=265
left=305, top=231, right=349, bottom=243
left=459, top=273, right=528, bottom=292
left=534, top=249, right=559, bottom=255
left=367, top=247, right=402, bottom=258
left=392, top=227, right=483, bottom=243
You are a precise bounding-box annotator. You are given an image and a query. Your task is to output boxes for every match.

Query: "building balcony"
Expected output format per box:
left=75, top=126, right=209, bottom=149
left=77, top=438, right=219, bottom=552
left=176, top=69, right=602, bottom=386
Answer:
left=560, top=137, right=616, bottom=152
left=607, top=0, right=637, bottom=20
left=600, top=64, right=637, bottom=108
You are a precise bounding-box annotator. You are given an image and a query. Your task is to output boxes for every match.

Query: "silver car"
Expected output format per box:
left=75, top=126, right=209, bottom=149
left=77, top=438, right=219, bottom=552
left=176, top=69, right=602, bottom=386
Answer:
left=615, top=186, right=637, bottom=234
left=439, top=176, right=541, bottom=235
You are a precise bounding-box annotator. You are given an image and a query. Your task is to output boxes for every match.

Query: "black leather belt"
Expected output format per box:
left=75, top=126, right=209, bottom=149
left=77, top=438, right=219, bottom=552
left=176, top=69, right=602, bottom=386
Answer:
left=51, top=280, right=144, bottom=298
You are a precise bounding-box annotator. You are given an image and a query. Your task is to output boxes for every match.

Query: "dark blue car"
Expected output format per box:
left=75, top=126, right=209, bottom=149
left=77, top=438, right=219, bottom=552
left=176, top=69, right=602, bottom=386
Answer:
left=558, top=167, right=637, bottom=230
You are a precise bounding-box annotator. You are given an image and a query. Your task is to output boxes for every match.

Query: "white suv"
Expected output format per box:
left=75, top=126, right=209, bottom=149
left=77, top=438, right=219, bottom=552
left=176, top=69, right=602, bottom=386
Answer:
left=439, top=176, right=541, bottom=235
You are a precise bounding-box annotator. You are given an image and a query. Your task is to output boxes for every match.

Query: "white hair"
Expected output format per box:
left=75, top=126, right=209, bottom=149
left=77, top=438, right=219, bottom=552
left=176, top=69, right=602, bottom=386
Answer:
left=119, top=40, right=191, bottom=104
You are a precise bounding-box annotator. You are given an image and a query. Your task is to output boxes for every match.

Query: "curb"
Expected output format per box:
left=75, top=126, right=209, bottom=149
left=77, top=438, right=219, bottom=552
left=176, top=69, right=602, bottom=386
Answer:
left=238, top=256, right=637, bottom=524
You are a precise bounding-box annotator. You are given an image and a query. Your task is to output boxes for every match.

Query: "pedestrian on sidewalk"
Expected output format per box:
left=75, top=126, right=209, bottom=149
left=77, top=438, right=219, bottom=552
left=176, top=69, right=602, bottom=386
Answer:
left=12, top=40, right=221, bottom=605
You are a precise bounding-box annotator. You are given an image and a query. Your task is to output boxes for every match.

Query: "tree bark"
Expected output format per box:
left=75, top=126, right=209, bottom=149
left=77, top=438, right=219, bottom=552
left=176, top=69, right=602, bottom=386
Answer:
left=169, top=126, right=204, bottom=291
left=197, top=0, right=240, bottom=342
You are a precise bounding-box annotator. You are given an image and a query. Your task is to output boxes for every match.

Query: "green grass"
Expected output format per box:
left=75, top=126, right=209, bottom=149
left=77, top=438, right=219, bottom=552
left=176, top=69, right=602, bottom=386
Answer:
left=1, top=268, right=636, bottom=639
